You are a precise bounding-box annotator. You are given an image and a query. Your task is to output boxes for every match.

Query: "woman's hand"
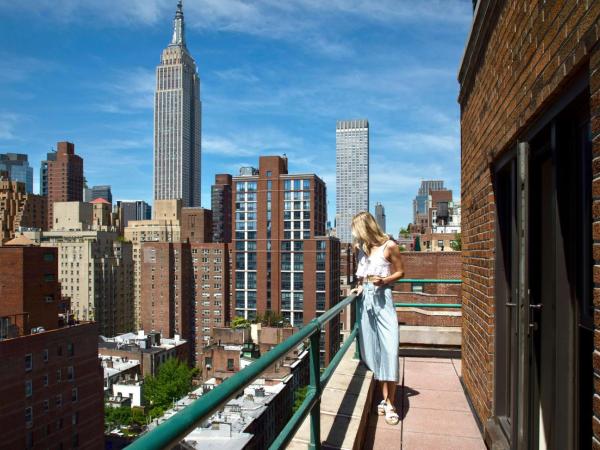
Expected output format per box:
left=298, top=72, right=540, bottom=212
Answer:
left=350, top=285, right=364, bottom=295
left=372, top=276, right=385, bottom=286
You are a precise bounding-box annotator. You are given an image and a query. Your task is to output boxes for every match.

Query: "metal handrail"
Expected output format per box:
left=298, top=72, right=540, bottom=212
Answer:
left=126, top=278, right=462, bottom=450
left=394, top=278, right=462, bottom=309
left=126, top=293, right=359, bottom=450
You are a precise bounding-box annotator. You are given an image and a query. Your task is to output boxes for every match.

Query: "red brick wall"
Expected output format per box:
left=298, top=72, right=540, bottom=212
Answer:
left=590, top=41, right=600, bottom=449
left=459, top=0, right=600, bottom=430
left=394, top=252, right=462, bottom=327
left=0, top=322, right=103, bottom=450
left=0, top=247, right=61, bottom=333
left=47, top=142, right=83, bottom=230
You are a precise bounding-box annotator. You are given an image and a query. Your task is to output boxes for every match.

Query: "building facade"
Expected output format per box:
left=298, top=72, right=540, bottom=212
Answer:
left=124, top=199, right=182, bottom=329
left=0, top=241, right=103, bottom=450
left=0, top=174, right=47, bottom=243
left=90, top=185, right=112, bottom=203
left=458, top=1, right=599, bottom=448
left=140, top=241, right=230, bottom=367
left=153, top=1, right=201, bottom=207
left=0, top=153, right=33, bottom=193
left=211, top=174, right=232, bottom=243
left=181, top=207, right=212, bottom=243
left=39, top=151, right=57, bottom=197
left=25, top=202, right=135, bottom=336
left=374, top=201, right=386, bottom=233
left=46, top=142, right=83, bottom=230
left=232, top=156, right=340, bottom=364
left=336, top=119, right=369, bottom=244
left=117, top=200, right=152, bottom=230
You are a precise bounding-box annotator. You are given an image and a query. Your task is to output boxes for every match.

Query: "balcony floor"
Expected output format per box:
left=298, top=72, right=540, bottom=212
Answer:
left=365, top=356, right=486, bottom=450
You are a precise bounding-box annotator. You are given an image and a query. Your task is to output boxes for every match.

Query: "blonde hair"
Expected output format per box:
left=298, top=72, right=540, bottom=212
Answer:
left=351, top=211, right=389, bottom=255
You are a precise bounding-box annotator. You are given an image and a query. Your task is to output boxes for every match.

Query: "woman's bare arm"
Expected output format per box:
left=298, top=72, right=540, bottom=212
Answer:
left=373, top=242, right=404, bottom=286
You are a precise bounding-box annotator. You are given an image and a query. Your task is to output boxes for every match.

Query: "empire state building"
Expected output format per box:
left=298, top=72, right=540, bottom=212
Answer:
left=154, top=0, right=201, bottom=207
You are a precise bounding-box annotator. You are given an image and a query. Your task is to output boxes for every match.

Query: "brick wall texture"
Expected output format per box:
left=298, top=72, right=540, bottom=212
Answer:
left=459, top=0, right=600, bottom=436
left=394, top=251, right=462, bottom=327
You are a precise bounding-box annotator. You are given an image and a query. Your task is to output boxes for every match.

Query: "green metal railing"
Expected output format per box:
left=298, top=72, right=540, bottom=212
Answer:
left=126, top=278, right=461, bottom=450
left=126, top=292, right=360, bottom=450
left=394, top=278, right=462, bottom=309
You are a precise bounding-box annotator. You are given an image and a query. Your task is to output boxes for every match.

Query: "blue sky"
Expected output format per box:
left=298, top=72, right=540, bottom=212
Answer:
left=0, top=0, right=472, bottom=234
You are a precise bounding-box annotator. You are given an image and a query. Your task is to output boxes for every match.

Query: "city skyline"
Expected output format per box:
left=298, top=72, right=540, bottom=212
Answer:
left=0, top=1, right=470, bottom=233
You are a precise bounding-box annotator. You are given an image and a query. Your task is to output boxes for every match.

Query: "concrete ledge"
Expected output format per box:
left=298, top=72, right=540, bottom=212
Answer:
left=400, top=325, right=461, bottom=346
left=287, top=341, right=375, bottom=450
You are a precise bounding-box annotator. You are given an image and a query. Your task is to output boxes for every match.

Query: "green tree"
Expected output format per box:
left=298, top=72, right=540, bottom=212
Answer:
left=105, top=405, right=134, bottom=430
left=292, top=385, right=309, bottom=413
left=399, top=227, right=409, bottom=238
left=231, top=316, right=251, bottom=329
left=414, top=235, right=422, bottom=251
left=144, top=358, right=197, bottom=414
left=450, top=233, right=462, bottom=251
left=258, top=310, right=285, bottom=327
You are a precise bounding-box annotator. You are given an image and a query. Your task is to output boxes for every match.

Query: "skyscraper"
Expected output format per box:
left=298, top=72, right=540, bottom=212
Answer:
left=0, top=153, right=33, bottom=193
left=336, top=119, right=369, bottom=243
left=374, top=201, right=386, bottom=233
left=40, top=150, right=56, bottom=196
left=231, top=156, right=341, bottom=364
left=90, top=185, right=112, bottom=203
left=46, top=142, right=84, bottom=229
left=154, top=0, right=201, bottom=207
left=211, top=174, right=232, bottom=243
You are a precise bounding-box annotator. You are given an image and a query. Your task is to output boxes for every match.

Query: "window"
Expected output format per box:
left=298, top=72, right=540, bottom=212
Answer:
left=44, top=295, right=54, bottom=303
left=72, top=412, right=79, bottom=425
left=43, top=349, right=48, bottom=362
left=57, top=369, right=62, bottom=383
left=43, top=253, right=54, bottom=262
left=227, top=359, right=234, bottom=371
left=44, top=274, right=55, bottom=282
left=67, top=366, right=74, bottom=381
left=43, top=374, right=49, bottom=387
left=411, top=283, right=424, bottom=293
left=56, top=394, right=62, bottom=408
left=266, top=170, right=272, bottom=177
left=25, top=407, right=32, bottom=427
left=25, top=380, right=32, bottom=397
left=71, top=388, right=78, bottom=402
left=25, top=354, right=32, bottom=371
left=43, top=399, right=49, bottom=412
left=205, top=357, right=212, bottom=366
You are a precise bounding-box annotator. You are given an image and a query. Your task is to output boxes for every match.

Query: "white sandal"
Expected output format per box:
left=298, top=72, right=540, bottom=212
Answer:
left=384, top=403, right=400, bottom=425
left=377, top=400, right=386, bottom=416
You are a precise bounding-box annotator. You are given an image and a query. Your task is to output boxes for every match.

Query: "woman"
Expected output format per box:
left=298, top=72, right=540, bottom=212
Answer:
left=351, top=211, right=404, bottom=425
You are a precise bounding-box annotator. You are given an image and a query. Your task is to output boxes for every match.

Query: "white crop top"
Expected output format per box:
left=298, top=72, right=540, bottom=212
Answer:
left=356, top=240, right=393, bottom=278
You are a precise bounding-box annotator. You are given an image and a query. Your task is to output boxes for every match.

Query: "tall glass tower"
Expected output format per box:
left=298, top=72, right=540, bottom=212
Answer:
left=335, top=119, right=369, bottom=243
left=154, top=0, right=201, bottom=207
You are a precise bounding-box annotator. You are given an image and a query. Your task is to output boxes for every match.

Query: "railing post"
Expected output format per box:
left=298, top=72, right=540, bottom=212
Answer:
left=308, top=328, right=321, bottom=450
left=353, top=294, right=361, bottom=360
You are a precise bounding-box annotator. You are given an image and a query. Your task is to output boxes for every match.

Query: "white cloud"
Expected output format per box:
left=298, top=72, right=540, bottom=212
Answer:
left=94, top=67, right=155, bottom=113
left=0, top=112, right=21, bottom=140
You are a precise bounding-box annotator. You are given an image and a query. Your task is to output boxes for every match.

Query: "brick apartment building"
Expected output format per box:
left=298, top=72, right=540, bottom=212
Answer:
left=140, top=242, right=230, bottom=367
left=200, top=325, right=298, bottom=381
left=181, top=207, right=212, bottom=243
left=46, top=142, right=83, bottom=230
left=231, top=156, right=340, bottom=365
left=458, top=1, right=599, bottom=448
left=0, top=173, right=46, bottom=243
left=0, top=240, right=103, bottom=450
left=211, top=174, right=232, bottom=243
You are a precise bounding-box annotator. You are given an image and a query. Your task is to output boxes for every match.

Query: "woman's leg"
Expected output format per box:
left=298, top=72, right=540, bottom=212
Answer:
left=385, top=381, right=396, bottom=406
left=381, top=381, right=388, bottom=402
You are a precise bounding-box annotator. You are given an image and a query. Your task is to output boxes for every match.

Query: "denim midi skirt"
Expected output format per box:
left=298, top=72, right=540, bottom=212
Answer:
left=358, top=282, right=399, bottom=383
